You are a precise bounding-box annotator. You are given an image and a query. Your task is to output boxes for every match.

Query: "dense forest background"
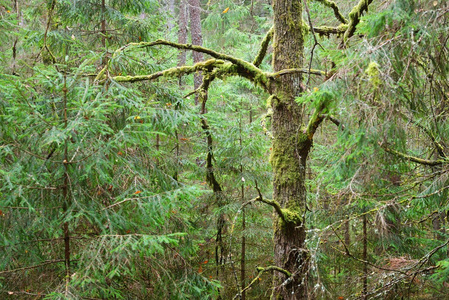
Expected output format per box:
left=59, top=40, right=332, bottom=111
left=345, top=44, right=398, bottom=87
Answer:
left=1, top=0, right=448, bottom=299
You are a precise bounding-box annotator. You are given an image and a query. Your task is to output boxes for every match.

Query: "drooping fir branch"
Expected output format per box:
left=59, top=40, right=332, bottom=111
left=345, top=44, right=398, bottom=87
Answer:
left=343, top=0, right=374, bottom=43
left=313, top=0, right=348, bottom=24
left=330, top=226, right=409, bottom=275
left=380, top=142, right=446, bottom=166
left=252, top=26, right=274, bottom=67
left=400, top=113, right=447, bottom=158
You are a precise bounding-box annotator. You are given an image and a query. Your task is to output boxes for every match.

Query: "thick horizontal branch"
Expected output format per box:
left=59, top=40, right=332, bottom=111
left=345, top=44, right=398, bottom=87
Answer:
left=380, top=143, right=446, bottom=166
left=111, top=39, right=270, bottom=90
left=314, top=0, right=348, bottom=24
left=314, top=24, right=348, bottom=35
left=269, top=68, right=326, bottom=78
left=253, top=26, right=274, bottom=67
left=256, top=265, right=292, bottom=277
left=112, top=59, right=224, bottom=83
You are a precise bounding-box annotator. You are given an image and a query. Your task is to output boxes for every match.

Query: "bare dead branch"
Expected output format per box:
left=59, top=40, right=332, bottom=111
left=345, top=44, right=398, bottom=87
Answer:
left=0, top=260, right=66, bottom=275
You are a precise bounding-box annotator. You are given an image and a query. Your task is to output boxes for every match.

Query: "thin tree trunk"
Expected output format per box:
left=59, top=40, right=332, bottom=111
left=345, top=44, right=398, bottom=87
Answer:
left=12, top=0, right=20, bottom=74
left=101, top=0, right=108, bottom=66
left=167, top=0, right=175, bottom=32
left=271, top=0, right=309, bottom=298
left=241, top=204, right=246, bottom=300
left=101, top=0, right=106, bottom=47
left=175, top=0, right=188, bottom=180
left=62, top=73, right=71, bottom=294
left=345, top=219, right=350, bottom=247
left=240, top=106, right=246, bottom=300
left=188, top=0, right=203, bottom=105
left=178, top=0, right=187, bottom=84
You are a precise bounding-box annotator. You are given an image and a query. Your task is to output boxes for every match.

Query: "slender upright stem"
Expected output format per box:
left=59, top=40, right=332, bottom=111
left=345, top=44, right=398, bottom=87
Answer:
left=62, top=72, right=70, bottom=293
left=362, top=213, right=368, bottom=299
left=240, top=104, right=246, bottom=300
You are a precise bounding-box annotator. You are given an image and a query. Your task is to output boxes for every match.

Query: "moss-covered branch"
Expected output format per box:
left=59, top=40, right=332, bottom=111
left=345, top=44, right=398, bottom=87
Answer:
left=112, top=59, right=224, bottom=83
left=314, top=24, right=348, bottom=36
left=198, top=74, right=223, bottom=193
left=268, top=68, right=326, bottom=78
left=314, top=0, right=348, bottom=24
left=106, top=39, right=270, bottom=90
left=306, top=94, right=333, bottom=140
left=306, top=113, right=325, bottom=141
left=239, top=182, right=300, bottom=225
left=344, top=0, right=374, bottom=43
left=256, top=265, right=292, bottom=277
left=380, top=143, right=446, bottom=166
left=261, top=108, right=273, bottom=139
left=253, top=26, right=274, bottom=67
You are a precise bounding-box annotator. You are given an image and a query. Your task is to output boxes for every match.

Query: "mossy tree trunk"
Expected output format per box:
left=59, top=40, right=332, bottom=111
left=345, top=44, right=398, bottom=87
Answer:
left=271, top=0, right=310, bottom=298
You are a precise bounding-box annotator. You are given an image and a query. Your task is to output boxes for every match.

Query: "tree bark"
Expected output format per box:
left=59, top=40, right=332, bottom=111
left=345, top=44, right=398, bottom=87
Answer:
left=188, top=0, right=203, bottom=105
left=178, top=0, right=187, bottom=69
left=271, top=0, right=309, bottom=299
left=167, top=0, right=175, bottom=32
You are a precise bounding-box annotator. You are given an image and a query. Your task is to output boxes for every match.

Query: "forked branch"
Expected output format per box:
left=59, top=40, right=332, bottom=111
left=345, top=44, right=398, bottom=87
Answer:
left=233, top=266, right=292, bottom=299
left=101, top=39, right=270, bottom=90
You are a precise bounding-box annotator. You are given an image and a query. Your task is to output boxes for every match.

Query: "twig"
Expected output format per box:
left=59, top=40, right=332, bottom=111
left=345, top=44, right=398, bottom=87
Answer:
left=302, top=0, right=324, bottom=87
left=0, top=259, right=66, bottom=275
